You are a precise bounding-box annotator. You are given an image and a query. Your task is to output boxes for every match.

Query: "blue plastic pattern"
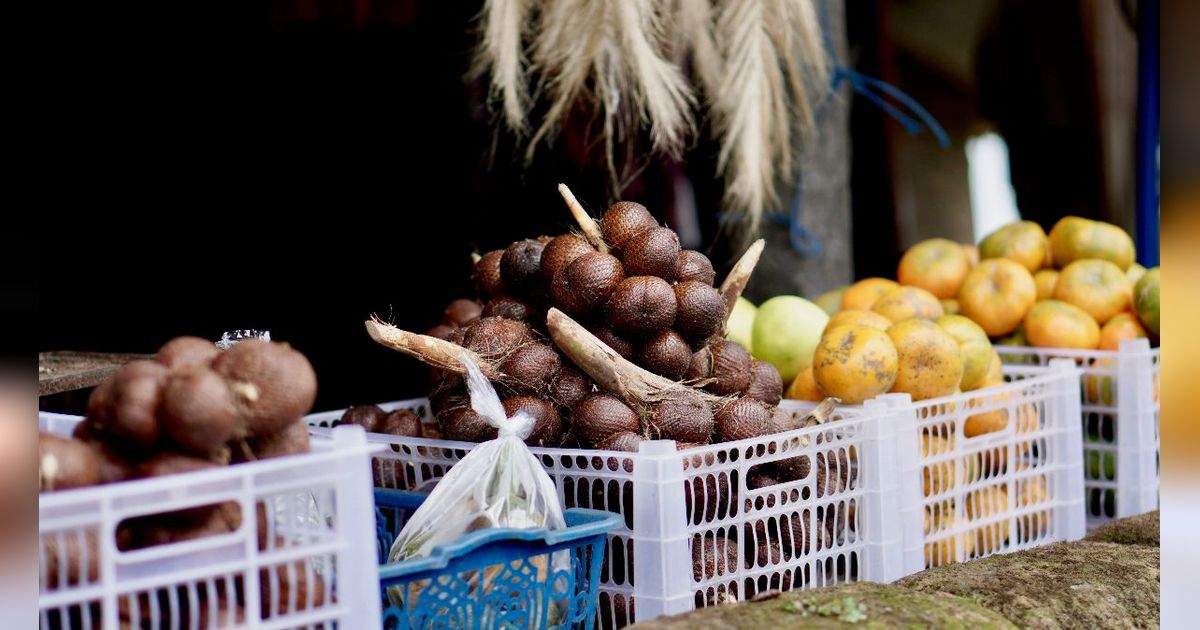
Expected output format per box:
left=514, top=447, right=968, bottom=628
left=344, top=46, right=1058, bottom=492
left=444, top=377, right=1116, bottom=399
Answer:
left=373, top=489, right=620, bottom=629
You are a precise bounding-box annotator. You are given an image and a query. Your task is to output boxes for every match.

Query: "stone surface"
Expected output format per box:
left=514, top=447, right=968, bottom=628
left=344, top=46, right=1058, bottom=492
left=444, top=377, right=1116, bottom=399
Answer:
left=1084, top=511, right=1159, bottom=546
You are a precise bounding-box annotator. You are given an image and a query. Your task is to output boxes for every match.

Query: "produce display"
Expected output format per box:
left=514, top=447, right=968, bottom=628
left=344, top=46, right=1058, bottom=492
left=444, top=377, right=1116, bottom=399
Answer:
left=364, top=186, right=834, bottom=468
left=39, top=336, right=322, bottom=622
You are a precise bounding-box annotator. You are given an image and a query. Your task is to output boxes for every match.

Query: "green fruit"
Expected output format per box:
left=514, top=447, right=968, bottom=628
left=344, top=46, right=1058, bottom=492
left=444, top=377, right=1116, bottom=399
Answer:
left=936, top=315, right=993, bottom=390
left=726, top=297, right=757, bottom=351
left=813, top=286, right=847, bottom=316
left=1133, top=267, right=1159, bottom=336
left=751, top=296, right=830, bottom=383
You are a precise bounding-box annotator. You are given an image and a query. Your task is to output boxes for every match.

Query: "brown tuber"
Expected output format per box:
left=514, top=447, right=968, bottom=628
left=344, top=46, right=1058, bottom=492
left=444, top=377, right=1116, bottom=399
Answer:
left=439, top=406, right=498, bottom=443
left=650, top=398, right=714, bottom=443
left=742, top=360, right=784, bottom=406
left=105, top=360, right=169, bottom=450
left=501, top=343, right=562, bottom=395
left=473, top=250, right=506, bottom=297
left=442, top=299, right=483, bottom=327
left=481, top=295, right=537, bottom=322
left=213, top=340, right=318, bottom=437
left=606, top=276, right=677, bottom=338
left=376, top=409, right=423, bottom=438
left=621, top=227, right=681, bottom=279
left=674, top=281, right=726, bottom=340
left=503, top=397, right=563, bottom=446
left=692, top=534, right=740, bottom=582
left=572, top=393, right=639, bottom=446
left=243, top=421, right=312, bottom=461
left=500, top=239, right=546, bottom=294
left=540, top=234, right=596, bottom=279
left=676, top=250, right=716, bottom=285
left=339, top=405, right=386, bottom=432
left=551, top=364, right=593, bottom=410
left=550, top=252, right=625, bottom=315
left=636, top=330, right=692, bottom=380
left=714, top=398, right=773, bottom=442
left=461, top=317, right=534, bottom=360
left=596, top=431, right=644, bottom=452
left=600, top=202, right=657, bottom=253
left=156, top=336, right=220, bottom=370
left=588, top=324, right=636, bottom=360
left=425, top=324, right=457, bottom=342
left=39, top=433, right=101, bottom=492
left=706, top=340, right=752, bottom=395
left=161, top=365, right=238, bottom=455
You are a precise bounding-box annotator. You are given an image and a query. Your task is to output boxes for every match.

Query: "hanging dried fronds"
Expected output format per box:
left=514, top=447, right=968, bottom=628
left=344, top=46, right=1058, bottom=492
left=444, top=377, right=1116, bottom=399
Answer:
left=664, top=0, right=723, bottom=101
left=472, top=0, right=533, bottom=134
left=528, top=0, right=695, bottom=171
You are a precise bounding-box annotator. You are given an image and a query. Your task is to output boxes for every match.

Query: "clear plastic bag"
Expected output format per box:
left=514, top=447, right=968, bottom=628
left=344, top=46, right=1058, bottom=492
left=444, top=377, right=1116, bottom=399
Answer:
left=386, top=353, right=568, bottom=611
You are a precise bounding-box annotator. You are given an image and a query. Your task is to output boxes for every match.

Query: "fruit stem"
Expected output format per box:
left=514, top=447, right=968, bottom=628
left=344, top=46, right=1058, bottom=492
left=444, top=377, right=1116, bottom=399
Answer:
left=557, top=184, right=609, bottom=254
left=364, top=317, right=506, bottom=381
left=719, top=239, right=765, bottom=324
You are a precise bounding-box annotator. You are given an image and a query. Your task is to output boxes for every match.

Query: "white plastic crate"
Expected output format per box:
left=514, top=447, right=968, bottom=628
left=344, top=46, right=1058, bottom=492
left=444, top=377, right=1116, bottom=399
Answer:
left=39, top=413, right=383, bottom=630
left=307, top=397, right=912, bottom=627
left=995, top=338, right=1160, bottom=527
left=782, top=359, right=1086, bottom=573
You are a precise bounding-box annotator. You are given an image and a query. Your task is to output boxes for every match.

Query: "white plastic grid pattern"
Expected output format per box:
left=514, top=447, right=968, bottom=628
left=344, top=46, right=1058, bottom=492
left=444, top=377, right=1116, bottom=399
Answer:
left=39, top=413, right=383, bottom=630
left=307, top=398, right=912, bottom=627
left=995, top=338, right=1159, bottom=527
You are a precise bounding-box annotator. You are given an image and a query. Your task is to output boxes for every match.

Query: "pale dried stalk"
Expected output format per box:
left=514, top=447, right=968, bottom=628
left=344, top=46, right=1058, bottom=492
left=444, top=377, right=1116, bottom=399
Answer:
left=472, top=0, right=533, bottom=133
left=557, top=183, right=608, bottom=253
left=719, top=238, right=765, bottom=319
left=546, top=307, right=720, bottom=408
left=665, top=0, right=722, bottom=99
left=364, top=318, right=505, bottom=382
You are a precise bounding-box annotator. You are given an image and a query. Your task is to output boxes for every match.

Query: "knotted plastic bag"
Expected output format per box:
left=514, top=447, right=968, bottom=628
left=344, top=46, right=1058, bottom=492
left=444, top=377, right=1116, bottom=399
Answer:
left=386, top=353, right=568, bottom=611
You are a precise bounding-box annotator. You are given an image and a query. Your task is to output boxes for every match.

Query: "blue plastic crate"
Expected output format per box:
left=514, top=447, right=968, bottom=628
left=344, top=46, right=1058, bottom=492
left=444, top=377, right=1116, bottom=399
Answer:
left=374, top=489, right=620, bottom=629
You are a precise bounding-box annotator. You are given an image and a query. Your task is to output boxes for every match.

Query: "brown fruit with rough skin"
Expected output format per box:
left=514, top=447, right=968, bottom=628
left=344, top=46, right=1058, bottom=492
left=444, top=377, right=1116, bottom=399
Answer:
left=501, top=343, right=562, bottom=395
left=161, top=365, right=238, bottom=455
left=674, top=281, right=726, bottom=340
left=339, top=405, right=386, bottom=432
left=473, top=249, right=506, bottom=297
left=676, top=250, right=716, bottom=285
left=39, top=433, right=101, bottom=492
left=481, top=295, right=537, bottom=322
left=637, top=330, right=692, bottom=379
left=443, top=299, right=483, bottom=327
left=650, top=398, right=714, bottom=443
left=692, top=534, right=739, bottom=581
left=714, top=398, right=773, bottom=442
left=589, top=324, right=636, bottom=360
left=622, top=227, right=681, bottom=279
left=139, top=500, right=243, bottom=548
left=707, top=341, right=752, bottom=395
left=439, top=406, right=498, bottom=443
left=573, top=393, right=640, bottom=445
left=606, top=276, right=677, bottom=337
left=377, top=409, right=423, bottom=438
left=551, top=364, right=593, bottom=410
left=213, top=340, right=317, bottom=437
left=156, top=336, right=220, bottom=369
left=244, top=421, right=312, bottom=460
left=685, top=346, right=713, bottom=381
left=259, top=548, right=327, bottom=618
left=80, top=437, right=136, bottom=484
left=42, top=529, right=99, bottom=589
left=596, top=431, right=644, bottom=452
left=108, top=360, right=169, bottom=449
left=741, top=360, right=784, bottom=405
left=461, top=318, right=534, bottom=359
left=551, top=252, right=625, bottom=315
left=747, top=467, right=781, bottom=489
left=540, top=234, right=596, bottom=279
left=137, top=453, right=223, bottom=524
left=601, top=202, right=657, bottom=253
left=503, top=397, right=563, bottom=446
left=500, top=239, right=546, bottom=294
left=426, top=324, right=457, bottom=341
left=85, top=378, right=115, bottom=428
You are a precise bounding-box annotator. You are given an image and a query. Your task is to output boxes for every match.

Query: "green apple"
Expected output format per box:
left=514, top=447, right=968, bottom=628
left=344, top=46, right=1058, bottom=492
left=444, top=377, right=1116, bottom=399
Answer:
left=1134, top=266, right=1159, bottom=336
left=813, top=285, right=848, bottom=316
left=751, top=295, right=830, bottom=383
left=726, top=296, right=757, bottom=351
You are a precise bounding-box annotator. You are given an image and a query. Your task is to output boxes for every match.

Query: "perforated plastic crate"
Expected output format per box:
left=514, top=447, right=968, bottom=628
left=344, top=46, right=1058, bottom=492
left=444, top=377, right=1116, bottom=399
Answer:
left=308, top=398, right=913, bottom=627
left=996, top=338, right=1159, bottom=527
left=39, top=413, right=383, bottom=629
left=782, top=360, right=1086, bottom=572
left=372, top=489, right=619, bottom=629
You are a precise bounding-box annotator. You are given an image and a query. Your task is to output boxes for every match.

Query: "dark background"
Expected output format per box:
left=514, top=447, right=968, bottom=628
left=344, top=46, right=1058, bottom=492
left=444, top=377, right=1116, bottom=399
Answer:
left=40, top=0, right=1136, bottom=412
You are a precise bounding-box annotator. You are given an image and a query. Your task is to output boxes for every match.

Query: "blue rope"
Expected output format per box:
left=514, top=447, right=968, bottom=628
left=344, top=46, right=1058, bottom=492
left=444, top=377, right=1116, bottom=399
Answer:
left=779, top=0, right=949, bottom=257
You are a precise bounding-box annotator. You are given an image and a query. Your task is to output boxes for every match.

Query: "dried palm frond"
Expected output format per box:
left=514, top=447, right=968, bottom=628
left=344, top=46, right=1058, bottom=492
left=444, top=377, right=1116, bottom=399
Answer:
left=472, top=0, right=534, bottom=134
left=664, top=0, right=722, bottom=101
left=712, top=0, right=828, bottom=234
left=528, top=0, right=695, bottom=177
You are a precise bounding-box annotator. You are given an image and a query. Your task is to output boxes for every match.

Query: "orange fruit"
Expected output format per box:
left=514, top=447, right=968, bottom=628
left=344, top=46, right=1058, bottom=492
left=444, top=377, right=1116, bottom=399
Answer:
left=841, top=278, right=899, bottom=311
left=898, top=238, right=971, bottom=298
left=872, top=286, right=945, bottom=323
left=1053, top=259, right=1132, bottom=324
left=812, top=324, right=899, bottom=404
left=965, top=485, right=1008, bottom=557
left=921, top=433, right=956, bottom=497
left=978, top=220, right=1048, bottom=272
left=1126, top=262, right=1147, bottom=286
left=961, top=243, right=980, bottom=268
left=1033, top=269, right=1059, bottom=300
left=813, top=286, right=847, bottom=316
left=887, top=319, right=963, bottom=401
left=1024, top=300, right=1101, bottom=349
left=784, top=366, right=825, bottom=402
left=1048, top=216, right=1136, bottom=270
left=936, top=314, right=993, bottom=391
left=826, top=309, right=893, bottom=332
left=957, top=259, right=1037, bottom=336
left=940, top=298, right=960, bottom=315
left=1098, top=312, right=1148, bottom=351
